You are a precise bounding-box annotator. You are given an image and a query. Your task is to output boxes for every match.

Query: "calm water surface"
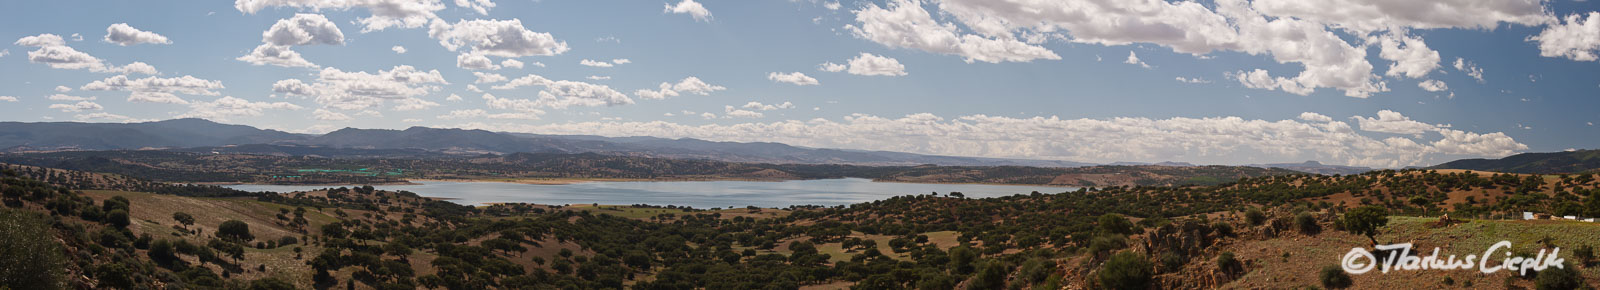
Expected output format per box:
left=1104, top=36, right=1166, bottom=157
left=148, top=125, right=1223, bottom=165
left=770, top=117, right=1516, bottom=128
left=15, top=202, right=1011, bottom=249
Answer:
left=223, top=178, right=1078, bottom=209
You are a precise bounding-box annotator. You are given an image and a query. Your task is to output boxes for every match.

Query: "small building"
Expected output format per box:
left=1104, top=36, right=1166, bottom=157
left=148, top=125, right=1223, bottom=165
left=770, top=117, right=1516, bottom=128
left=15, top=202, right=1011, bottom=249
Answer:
left=1585, top=218, right=1596, bottom=223
left=1523, top=212, right=1535, bottom=220
left=1564, top=216, right=1578, bottom=220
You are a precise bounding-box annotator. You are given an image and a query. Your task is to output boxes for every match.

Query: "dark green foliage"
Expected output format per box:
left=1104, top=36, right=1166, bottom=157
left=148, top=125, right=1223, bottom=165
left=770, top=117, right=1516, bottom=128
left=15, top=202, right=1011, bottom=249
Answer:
left=1245, top=208, right=1267, bottom=226
left=1573, top=245, right=1594, bottom=267
left=1295, top=212, right=1321, bottom=235
left=0, top=209, right=66, bottom=289
left=967, top=260, right=1009, bottom=290
left=218, top=220, right=253, bottom=242
left=1342, top=206, right=1389, bottom=245
left=173, top=212, right=195, bottom=229
left=96, top=262, right=136, bottom=289
left=1098, top=252, right=1152, bottom=290
left=1535, top=265, right=1581, bottom=290
left=1319, top=265, right=1352, bottom=289
left=246, top=277, right=296, bottom=290
left=149, top=239, right=178, bottom=266
left=106, top=209, right=131, bottom=228
left=1216, top=252, right=1242, bottom=275
left=1098, top=214, right=1137, bottom=235
left=1016, top=257, right=1056, bottom=285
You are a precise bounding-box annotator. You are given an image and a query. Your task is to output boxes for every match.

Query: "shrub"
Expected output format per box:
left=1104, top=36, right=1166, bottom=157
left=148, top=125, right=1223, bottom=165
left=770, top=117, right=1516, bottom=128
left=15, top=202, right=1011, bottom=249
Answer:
left=1216, top=252, right=1242, bottom=275
left=0, top=209, right=66, bottom=289
left=1099, top=252, right=1152, bottom=290
left=1534, top=266, right=1581, bottom=290
left=218, top=220, right=253, bottom=242
left=1098, top=214, right=1136, bottom=235
left=1295, top=213, right=1321, bottom=235
left=1245, top=208, right=1267, bottom=226
left=1319, top=265, right=1352, bottom=289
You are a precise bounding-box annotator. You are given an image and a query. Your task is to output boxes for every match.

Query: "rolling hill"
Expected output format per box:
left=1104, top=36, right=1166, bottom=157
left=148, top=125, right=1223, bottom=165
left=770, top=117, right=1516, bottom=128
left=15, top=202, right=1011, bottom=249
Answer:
left=1430, top=149, right=1600, bottom=174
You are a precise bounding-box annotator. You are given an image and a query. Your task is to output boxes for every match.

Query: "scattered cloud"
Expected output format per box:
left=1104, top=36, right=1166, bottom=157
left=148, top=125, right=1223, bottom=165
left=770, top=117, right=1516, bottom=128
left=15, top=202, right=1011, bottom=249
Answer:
left=1417, top=79, right=1448, bottom=92
left=1123, top=51, right=1150, bottom=69
left=452, top=110, right=1525, bottom=168
left=1529, top=12, right=1600, bottom=61
left=392, top=45, right=407, bottom=54
left=820, top=53, right=906, bottom=76
left=768, top=72, right=820, bottom=85
left=1298, top=112, right=1334, bottom=123
left=48, top=94, right=94, bottom=101
left=49, top=101, right=103, bottom=112
left=428, top=18, right=568, bottom=70
left=580, top=59, right=614, bottom=67
left=178, top=96, right=302, bottom=121
left=234, top=0, right=444, bottom=32
left=0, top=96, right=16, bottom=102
left=741, top=101, right=795, bottom=111
left=474, top=72, right=507, bottom=83
left=489, top=75, right=633, bottom=109
left=723, top=106, right=764, bottom=118
left=847, top=0, right=1059, bottom=63
left=1375, top=32, right=1440, bottom=79
left=1350, top=109, right=1445, bottom=135
left=126, top=92, right=190, bottom=105
left=238, top=13, right=345, bottom=68
left=664, top=0, right=713, bottom=22
left=14, top=34, right=161, bottom=74
left=271, top=65, right=448, bottom=110
left=1175, top=77, right=1210, bottom=84
left=1452, top=58, right=1486, bottom=83
left=81, top=75, right=225, bottom=98
left=633, top=77, right=726, bottom=100
left=586, top=76, right=611, bottom=80
left=104, top=23, right=171, bottom=46
left=454, top=0, right=496, bottom=15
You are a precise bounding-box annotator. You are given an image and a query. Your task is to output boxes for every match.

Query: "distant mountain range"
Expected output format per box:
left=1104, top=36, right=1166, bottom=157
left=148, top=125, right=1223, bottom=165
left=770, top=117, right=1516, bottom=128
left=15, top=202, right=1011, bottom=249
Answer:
left=1246, top=161, right=1374, bottom=175
left=0, top=119, right=1093, bottom=167
left=0, top=118, right=1389, bottom=173
left=1429, top=149, right=1600, bottom=174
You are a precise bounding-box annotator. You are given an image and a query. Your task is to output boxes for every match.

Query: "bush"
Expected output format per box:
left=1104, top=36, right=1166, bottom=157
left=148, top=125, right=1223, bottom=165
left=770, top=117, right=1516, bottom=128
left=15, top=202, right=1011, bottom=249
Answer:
left=106, top=209, right=131, bottom=228
left=218, top=220, right=253, bottom=242
left=1295, top=213, right=1321, bottom=235
left=1216, top=252, right=1242, bottom=275
left=1099, top=252, right=1152, bottom=290
left=1319, top=265, right=1353, bottom=289
left=968, top=260, right=1009, bottom=290
left=1245, top=208, right=1267, bottom=226
left=1159, top=252, right=1185, bottom=273
left=0, top=209, right=66, bottom=289
left=1098, top=214, right=1136, bottom=235
left=1535, top=266, right=1581, bottom=290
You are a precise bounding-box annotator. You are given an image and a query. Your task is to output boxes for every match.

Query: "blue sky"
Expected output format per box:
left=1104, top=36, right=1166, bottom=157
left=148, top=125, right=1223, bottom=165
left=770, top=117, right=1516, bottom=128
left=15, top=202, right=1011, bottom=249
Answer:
left=1, top=0, right=1598, bottom=168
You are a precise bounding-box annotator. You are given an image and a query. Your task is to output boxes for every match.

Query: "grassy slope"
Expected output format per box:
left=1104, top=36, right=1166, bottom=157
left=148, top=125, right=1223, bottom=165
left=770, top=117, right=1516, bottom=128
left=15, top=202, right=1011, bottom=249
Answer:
left=80, top=190, right=344, bottom=288
left=1223, top=216, right=1599, bottom=289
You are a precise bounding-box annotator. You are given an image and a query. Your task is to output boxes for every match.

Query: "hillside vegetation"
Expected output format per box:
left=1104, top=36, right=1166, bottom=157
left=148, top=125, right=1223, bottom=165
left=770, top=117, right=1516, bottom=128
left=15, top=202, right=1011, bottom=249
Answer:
left=3, top=164, right=1598, bottom=289
left=0, top=151, right=1298, bottom=187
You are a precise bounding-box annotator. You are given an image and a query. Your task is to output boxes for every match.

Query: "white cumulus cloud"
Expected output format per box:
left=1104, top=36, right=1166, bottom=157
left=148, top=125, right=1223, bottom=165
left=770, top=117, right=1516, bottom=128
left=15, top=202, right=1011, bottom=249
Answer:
left=768, top=72, right=820, bottom=85
left=104, top=23, right=171, bottom=46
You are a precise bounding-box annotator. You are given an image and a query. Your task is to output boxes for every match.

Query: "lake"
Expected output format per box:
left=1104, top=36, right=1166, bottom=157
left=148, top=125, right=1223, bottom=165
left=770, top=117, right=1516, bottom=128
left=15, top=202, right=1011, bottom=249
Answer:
left=222, top=178, right=1078, bottom=209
